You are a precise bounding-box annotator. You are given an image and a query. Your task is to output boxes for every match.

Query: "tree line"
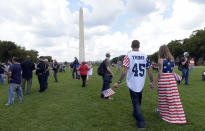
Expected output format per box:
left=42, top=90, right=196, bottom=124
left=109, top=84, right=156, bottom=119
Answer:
left=111, top=28, right=205, bottom=66
left=0, top=41, right=53, bottom=63
left=149, top=28, right=205, bottom=65
left=1, top=28, right=205, bottom=65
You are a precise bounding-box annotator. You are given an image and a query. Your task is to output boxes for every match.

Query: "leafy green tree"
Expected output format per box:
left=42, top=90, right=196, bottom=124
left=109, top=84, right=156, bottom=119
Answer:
left=42, top=56, right=53, bottom=62
left=149, top=28, right=205, bottom=64
left=183, top=29, right=205, bottom=62
left=111, top=55, right=125, bottom=64
left=0, top=41, right=39, bottom=63
left=148, top=51, right=158, bottom=63
left=167, top=40, right=184, bottom=59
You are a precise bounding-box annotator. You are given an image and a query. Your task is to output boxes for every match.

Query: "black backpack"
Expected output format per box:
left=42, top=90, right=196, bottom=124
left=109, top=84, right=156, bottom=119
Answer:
left=178, top=60, right=182, bottom=71
left=97, top=60, right=106, bottom=76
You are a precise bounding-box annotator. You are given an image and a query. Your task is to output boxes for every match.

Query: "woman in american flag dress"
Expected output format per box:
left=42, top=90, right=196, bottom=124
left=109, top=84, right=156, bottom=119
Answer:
left=156, top=45, right=186, bottom=124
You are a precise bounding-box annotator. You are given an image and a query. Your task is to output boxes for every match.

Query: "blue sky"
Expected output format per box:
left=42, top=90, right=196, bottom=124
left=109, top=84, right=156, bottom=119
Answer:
left=0, top=0, right=205, bottom=61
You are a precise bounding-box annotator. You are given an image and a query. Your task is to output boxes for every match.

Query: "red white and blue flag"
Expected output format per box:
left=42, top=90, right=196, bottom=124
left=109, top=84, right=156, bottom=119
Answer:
left=102, top=88, right=115, bottom=97
left=174, top=73, right=182, bottom=81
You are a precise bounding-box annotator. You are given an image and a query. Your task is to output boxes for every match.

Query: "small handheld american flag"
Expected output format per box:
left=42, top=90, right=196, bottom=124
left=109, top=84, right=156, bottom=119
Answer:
left=174, top=73, right=182, bottom=81
left=102, top=88, right=115, bottom=97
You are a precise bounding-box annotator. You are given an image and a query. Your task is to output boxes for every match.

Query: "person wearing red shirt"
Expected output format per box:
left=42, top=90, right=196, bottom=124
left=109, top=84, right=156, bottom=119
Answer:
left=78, top=61, right=90, bottom=87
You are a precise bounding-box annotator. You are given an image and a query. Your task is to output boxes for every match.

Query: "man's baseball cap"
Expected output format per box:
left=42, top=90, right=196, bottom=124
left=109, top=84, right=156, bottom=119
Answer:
left=106, top=52, right=111, bottom=57
left=184, top=52, right=189, bottom=56
left=39, top=56, right=45, bottom=60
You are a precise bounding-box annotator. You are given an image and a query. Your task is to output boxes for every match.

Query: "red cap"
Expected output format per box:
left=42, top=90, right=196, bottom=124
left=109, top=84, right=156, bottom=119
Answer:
left=82, top=61, right=86, bottom=65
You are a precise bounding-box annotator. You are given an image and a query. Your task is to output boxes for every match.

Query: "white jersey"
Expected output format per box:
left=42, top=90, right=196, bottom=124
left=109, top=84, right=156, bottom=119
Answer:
left=123, top=51, right=151, bottom=92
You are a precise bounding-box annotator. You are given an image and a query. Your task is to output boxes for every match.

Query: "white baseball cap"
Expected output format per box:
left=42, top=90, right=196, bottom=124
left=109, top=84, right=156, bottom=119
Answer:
left=184, top=52, right=189, bottom=56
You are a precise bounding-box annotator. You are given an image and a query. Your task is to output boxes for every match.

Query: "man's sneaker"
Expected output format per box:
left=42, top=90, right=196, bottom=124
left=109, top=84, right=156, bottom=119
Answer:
left=155, top=108, right=160, bottom=116
left=138, top=127, right=145, bottom=130
left=5, top=103, right=10, bottom=106
left=136, top=121, right=145, bottom=130
left=136, top=123, right=145, bottom=130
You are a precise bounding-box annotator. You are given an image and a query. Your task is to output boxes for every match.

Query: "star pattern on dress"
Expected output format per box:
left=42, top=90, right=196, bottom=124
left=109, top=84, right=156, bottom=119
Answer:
left=163, top=59, right=174, bottom=73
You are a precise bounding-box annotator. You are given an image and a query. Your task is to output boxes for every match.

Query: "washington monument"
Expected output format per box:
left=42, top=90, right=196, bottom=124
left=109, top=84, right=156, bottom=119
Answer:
left=79, top=7, right=85, bottom=62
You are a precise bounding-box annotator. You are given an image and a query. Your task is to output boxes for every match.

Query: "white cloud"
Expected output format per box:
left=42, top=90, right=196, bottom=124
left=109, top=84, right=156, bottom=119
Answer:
left=0, top=0, right=205, bottom=62
left=85, top=26, right=110, bottom=36
left=79, top=0, right=125, bottom=26
left=84, top=31, right=130, bottom=61
left=170, top=0, right=205, bottom=29
left=189, top=0, right=205, bottom=4
left=0, top=0, right=77, bottom=61
left=126, top=0, right=156, bottom=15
left=131, top=0, right=205, bottom=55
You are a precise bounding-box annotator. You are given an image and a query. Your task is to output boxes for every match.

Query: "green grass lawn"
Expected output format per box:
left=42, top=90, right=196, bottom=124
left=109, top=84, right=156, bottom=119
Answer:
left=0, top=67, right=205, bottom=131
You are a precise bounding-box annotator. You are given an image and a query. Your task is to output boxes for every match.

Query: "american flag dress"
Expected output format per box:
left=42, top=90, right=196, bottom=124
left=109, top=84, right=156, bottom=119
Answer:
left=158, top=59, right=186, bottom=124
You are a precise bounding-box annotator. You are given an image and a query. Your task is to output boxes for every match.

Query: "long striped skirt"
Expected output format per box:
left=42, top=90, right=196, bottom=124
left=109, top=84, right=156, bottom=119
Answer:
left=158, top=73, right=187, bottom=124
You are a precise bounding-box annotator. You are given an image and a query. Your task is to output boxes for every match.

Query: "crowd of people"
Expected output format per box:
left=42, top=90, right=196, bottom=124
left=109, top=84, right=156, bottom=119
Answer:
left=0, top=56, right=63, bottom=105
left=0, top=55, right=95, bottom=105
left=0, top=39, right=199, bottom=130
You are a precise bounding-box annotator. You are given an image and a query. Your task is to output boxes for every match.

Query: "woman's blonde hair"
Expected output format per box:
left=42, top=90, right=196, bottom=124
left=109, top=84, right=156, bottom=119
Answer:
left=158, top=45, right=174, bottom=61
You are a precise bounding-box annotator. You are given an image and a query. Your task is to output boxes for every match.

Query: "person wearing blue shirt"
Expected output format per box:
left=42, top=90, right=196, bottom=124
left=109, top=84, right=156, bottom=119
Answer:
left=5, top=57, right=23, bottom=106
left=181, top=52, right=190, bottom=85
left=72, top=57, right=80, bottom=79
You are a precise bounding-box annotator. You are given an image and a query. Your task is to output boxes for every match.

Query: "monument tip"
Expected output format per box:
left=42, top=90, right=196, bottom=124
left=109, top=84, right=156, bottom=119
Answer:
left=80, top=7, right=83, bottom=11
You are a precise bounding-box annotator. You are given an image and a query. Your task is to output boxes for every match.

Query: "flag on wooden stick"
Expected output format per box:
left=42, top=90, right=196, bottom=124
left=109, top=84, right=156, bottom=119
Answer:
left=102, top=88, right=115, bottom=97
left=174, top=73, right=182, bottom=81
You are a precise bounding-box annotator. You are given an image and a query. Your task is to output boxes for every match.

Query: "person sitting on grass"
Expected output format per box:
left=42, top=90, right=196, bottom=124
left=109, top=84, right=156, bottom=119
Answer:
left=5, top=57, right=23, bottom=106
left=78, top=61, right=90, bottom=87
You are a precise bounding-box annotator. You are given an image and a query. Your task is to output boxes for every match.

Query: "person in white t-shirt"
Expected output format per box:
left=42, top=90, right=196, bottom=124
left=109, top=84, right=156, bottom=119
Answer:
left=87, top=62, right=93, bottom=81
left=112, top=40, right=154, bottom=130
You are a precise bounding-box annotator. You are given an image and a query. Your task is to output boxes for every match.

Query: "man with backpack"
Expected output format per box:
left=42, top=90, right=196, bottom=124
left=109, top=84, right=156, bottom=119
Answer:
left=99, top=53, right=114, bottom=100
left=36, top=56, right=46, bottom=92
left=72, top=57, right=80, bottom=80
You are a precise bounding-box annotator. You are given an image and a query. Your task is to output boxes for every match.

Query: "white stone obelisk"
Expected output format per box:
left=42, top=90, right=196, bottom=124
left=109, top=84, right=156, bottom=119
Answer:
left=79, top=7, right=85, bottom=62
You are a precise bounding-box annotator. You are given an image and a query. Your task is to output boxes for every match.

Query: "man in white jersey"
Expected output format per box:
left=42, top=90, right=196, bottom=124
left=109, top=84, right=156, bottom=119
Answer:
left=113, top=40, right=154, bottom=130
